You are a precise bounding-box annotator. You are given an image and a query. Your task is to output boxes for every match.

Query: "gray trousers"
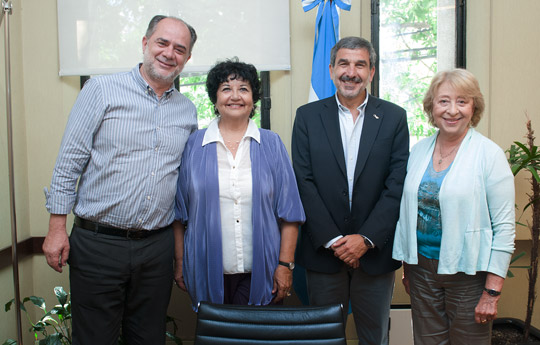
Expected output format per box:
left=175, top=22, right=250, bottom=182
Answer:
left=306, top=265, right=395, bottom=345
left=408, top=254, right=491, bottom=345
left=68, top=225, right=174, bottom=345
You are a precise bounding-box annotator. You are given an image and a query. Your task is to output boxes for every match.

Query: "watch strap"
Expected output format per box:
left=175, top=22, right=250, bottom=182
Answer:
left=483, top=288, right=501, bottom=297
left=278, top=261, right=295, bottom=270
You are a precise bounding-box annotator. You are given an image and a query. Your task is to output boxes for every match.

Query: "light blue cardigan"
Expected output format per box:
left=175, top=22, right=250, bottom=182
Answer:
left=392, top=128, right=515, bottom=278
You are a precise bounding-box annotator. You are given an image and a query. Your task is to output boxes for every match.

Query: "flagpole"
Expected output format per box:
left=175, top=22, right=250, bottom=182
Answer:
left=1, top=0, right=24, bottom=343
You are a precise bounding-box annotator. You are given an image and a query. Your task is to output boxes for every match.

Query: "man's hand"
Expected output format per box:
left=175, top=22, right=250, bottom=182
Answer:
left=174, top=258, right=187, bottom=291
left=42, top=214, right=70, bottom=273
left=331, top=234, right=368, bottom=268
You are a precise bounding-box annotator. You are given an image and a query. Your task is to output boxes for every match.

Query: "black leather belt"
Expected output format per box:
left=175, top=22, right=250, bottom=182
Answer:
left=74, top=216, right=171, bottom=239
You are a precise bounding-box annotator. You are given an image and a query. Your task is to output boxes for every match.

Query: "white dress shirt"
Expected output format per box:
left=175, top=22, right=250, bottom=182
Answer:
left=202, top=118, right=261, bottom=274
left=325, top=93, right=369, bottom=248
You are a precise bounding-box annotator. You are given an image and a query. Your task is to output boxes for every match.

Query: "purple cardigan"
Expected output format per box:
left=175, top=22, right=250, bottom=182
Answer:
left=175, top=128, right=305, bottom=310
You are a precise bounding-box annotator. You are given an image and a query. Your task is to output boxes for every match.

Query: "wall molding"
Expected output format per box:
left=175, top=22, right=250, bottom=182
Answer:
left=0, top=237, right=45, bottom=270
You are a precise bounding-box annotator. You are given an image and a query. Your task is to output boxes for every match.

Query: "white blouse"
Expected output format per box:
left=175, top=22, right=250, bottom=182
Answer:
left=202, top=118, right=260, bottom=274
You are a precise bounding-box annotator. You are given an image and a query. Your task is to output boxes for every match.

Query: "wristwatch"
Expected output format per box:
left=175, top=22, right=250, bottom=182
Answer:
left=361, top=235, right=375, bottom=249
left=278, top=261, right=295, bottom=271
left=483, top=288, right=501, bottom=297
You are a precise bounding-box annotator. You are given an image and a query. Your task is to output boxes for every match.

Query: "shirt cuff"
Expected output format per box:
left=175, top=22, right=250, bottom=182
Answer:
left=324, top=235, right=343, bottom=248
left=44, top=187, right=75, bottom=215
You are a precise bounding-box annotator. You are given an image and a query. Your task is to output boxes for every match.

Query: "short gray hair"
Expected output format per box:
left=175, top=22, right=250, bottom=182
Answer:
left=145, top=15, right=197, bottom=54
left=330, top=36, right=376, bottom=69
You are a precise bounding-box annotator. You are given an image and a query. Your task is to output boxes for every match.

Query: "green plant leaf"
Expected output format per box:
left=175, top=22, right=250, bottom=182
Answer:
left=32, top=321, right=47, bottom=332
left=49, top=306, right=71, bottom=320
left=510, top=251, right=526, bottom=263
left=2, top=340, right=17, bottom=345
left=514, top=141, right=531, bottom=156
left=527, top=165, right=540, bottom=182
left=5, top=299, right=14, bottom=312
left=54, top=287, right=68, bottom=306
left=521, top=196, right=540, bottom=213
left=40, top=315, right=59, bottom=326
left=27, top=296, right=46, bottom=310
left=165, top=331, right=183, bottom=345
left=5, top=299, right=27, bottom=313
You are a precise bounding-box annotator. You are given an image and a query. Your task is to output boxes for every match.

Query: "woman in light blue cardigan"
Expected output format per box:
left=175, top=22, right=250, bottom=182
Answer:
left=393, top=69, right=515, bottom=345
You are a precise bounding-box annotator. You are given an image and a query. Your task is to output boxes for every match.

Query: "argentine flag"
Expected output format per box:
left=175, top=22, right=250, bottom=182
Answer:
left=303, top=0, right=351, bottom=102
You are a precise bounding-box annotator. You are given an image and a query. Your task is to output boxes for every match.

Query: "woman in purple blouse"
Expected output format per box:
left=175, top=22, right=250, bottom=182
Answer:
left=173, top=59, right=305, bottom=311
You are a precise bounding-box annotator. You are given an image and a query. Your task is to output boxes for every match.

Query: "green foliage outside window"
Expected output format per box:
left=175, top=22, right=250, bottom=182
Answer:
left=380, top=0, right=439, bottom=140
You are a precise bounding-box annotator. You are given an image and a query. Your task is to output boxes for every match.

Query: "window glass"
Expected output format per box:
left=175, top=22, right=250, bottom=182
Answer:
left=378, top=0, right=456, bottom=143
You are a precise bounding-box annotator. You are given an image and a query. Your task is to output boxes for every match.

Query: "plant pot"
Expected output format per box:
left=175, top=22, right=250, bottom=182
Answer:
left=492, top=318, right=540, bottom=345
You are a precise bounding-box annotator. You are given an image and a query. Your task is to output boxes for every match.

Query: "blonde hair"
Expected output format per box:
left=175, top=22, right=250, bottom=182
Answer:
left=423, top=69, right=485, bottom=128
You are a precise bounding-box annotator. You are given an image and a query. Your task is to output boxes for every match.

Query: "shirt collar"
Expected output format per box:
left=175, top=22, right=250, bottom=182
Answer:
left=202, top=117, right=260, bottom=146
left=335, top=91, right=369, bottom=113
left=131, top=63, right=176, bottom=96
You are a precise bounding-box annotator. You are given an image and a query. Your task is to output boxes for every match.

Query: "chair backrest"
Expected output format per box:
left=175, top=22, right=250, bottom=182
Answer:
left=194, top=302, right=346, bottom=345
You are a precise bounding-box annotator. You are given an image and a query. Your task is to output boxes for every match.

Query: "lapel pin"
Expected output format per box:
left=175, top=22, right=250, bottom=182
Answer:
left=373, top=114, right=380, bottom=119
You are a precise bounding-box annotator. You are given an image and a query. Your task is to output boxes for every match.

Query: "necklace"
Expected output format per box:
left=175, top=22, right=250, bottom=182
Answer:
left=220, top=129, right=245, bottom=152
left=224, top=138, right=241, bottom=151
left=218, top=119, right=248, bottom=153
left=438, top=142, right=459, bottom=165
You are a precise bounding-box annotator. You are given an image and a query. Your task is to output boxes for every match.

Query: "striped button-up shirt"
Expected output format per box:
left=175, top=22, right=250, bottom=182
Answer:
left=45, top=65, right=197, bottom=230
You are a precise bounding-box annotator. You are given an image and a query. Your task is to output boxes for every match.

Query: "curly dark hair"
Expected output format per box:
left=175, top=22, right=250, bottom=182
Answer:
left=206, top=58, right=261, bottom=118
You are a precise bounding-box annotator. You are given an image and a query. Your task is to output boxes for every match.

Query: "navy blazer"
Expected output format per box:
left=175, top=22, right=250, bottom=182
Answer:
left=292, top=95, right=409, bottom=275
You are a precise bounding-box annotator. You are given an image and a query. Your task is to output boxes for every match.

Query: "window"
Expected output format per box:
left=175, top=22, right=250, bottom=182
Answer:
left=372, top=0, right=466, bottom=142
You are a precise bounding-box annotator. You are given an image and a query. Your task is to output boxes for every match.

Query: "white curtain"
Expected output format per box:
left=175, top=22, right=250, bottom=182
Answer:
left=57, top=0, right=290, bottom=76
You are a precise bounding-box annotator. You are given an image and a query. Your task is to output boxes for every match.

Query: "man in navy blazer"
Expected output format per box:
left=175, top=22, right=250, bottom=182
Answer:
left=292, top=37, right=409, bottom=345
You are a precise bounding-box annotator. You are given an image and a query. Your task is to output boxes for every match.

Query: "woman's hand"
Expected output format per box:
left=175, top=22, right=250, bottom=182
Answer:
left=272, top=221, right=299, bottom=303
left=272, top=265, right=293, bottom=303
left=475, top=273, right=504, bottom=324
left=402, top=262, right=411, bottom=295
left=475, top=292, right=499, bottom=324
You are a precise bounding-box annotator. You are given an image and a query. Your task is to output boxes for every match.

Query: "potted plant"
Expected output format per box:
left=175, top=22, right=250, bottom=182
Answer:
left=3, top=286, right=71, bottom=345
left=505, top=117, right=540, bottom=343
left=3, top=286, right=183, bottom=345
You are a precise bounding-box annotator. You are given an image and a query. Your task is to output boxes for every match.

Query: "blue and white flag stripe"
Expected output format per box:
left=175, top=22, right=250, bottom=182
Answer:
left=303, top=0, right=351, bottom=102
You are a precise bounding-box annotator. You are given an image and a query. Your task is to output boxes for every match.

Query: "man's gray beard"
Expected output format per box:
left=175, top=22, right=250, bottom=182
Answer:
left=143, top=52, right=179, bottom=85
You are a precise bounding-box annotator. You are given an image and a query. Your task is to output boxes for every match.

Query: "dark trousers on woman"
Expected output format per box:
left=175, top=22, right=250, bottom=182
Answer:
left=68, top=225, right=174, bottom=345
left=223, top=273, right=283, bottom=305
left=408, top=254, right=491, bottom=345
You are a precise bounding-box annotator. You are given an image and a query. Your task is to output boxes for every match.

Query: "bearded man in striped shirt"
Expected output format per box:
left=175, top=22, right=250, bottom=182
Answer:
left=43, top=15, right=198, bottom=345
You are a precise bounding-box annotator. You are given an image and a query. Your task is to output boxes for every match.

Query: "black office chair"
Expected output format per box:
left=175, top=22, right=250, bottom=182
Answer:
left=194, top=302, right=346, bottom=345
